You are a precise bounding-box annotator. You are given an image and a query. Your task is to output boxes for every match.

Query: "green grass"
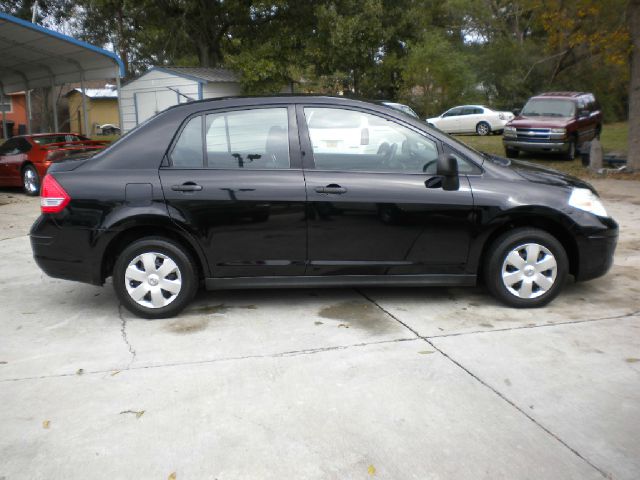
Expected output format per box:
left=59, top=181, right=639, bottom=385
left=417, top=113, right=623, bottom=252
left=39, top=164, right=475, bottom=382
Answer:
left=457, top=123, right=629, bottom=179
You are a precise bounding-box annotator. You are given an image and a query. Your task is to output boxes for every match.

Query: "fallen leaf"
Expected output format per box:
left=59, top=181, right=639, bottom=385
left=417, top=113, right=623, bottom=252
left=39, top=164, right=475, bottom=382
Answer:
left=626, top=358, right=639, bottom=363
left=338, top=323, right=350, bottom=328
left=168, top=473, right=176, bottom=480
left=314, top=321, right=323, bottom=325
left=42, top=420, right=50, bottom=429
left=479, top=323, right=494, bottom=328
left=418, top=350, right=435, bottom=355
left=76, top=368, right=84, bottom=375
left=368, top=464, right=376, bottom=476
left=110, top=370, right=121, bottom=376
left=120, top=410, right=145, bottom=419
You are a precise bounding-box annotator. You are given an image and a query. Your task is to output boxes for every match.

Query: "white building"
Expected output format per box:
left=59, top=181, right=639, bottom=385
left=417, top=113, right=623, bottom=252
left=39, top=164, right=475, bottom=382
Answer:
left=119, top=66, right=241, bottom=132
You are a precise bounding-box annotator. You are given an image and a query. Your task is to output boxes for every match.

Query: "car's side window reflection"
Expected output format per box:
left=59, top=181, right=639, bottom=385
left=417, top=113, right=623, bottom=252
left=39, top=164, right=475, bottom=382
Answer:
left=205, top=108, right=290, bottom=169
left=304, top=107, right=439, bottom=173
left=171, top=115, right=203, bottom=168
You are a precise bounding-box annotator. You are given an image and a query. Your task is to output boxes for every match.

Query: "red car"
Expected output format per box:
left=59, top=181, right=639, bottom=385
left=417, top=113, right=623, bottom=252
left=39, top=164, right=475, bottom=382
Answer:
left=502, top=92, right=602, bottom=160
left=0, top=133, right=108, bottom=195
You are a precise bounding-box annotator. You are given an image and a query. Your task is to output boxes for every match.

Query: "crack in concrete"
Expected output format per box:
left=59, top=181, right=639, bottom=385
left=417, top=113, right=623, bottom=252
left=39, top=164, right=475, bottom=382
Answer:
left=0, top=336, right=418, bottom=383
left=426, top=309, right=640, bottom=339
left=423, top=338, right=610, bottom=479
left=118, top=304, right=137, bottom=368
left=355, top=288, right=612, bottom=479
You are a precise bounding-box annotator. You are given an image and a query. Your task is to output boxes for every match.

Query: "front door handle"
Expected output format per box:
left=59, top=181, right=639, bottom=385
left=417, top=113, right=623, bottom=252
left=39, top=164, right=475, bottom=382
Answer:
left=315, top=184, right=347, bottom=194
left=171, top=182, right=203, bottom=192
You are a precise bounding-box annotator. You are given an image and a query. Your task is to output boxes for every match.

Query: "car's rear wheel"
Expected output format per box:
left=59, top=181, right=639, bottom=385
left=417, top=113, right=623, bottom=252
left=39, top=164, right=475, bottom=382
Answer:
left=476, top=121, right=491, bottom=136
left=484, top=228, right=568, bottom=308
left=22, top=164, right=40, bottom=196
left=505, top=147, right=519, bottom=158
left=113, top=237, right=198, bottom=319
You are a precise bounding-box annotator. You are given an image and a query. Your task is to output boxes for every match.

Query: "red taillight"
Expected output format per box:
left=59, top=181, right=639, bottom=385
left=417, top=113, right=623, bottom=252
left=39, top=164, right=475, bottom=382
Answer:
left=40, top=174, right=70, bottom=214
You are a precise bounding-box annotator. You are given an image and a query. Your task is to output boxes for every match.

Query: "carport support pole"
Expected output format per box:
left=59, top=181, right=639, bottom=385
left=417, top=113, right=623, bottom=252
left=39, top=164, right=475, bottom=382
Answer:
left=26, top=90, right=32, bottom=134
left=80, top=74, right=89, bottom=136
left=50, top=77, right=59, bottom=132
left=1, top=92, right=7, bottom=139
left=116, top=73, right=123, bottom=136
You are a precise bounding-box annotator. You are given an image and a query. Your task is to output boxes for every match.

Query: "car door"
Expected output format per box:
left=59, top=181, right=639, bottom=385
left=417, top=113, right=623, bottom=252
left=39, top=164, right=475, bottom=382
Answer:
left=436, top=107, right=463, bottom=133
left=298, top=105, right=476, bottom=277
left=159, top=105, right=307, bottom=278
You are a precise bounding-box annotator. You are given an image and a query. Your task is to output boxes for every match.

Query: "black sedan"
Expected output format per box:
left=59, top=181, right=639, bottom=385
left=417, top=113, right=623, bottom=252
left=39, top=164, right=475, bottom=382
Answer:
left=31, top=96, right=618, bottom=318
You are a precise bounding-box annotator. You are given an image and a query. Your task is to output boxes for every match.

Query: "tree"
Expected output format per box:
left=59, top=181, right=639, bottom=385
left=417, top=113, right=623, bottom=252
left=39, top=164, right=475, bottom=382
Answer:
left=400, top=31, right=476, bottom=116
left=629, top=0, right=640, bottom=171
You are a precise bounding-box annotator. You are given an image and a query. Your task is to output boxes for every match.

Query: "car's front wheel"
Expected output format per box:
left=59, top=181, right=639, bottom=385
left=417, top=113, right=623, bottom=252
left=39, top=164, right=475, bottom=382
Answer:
left=484, top=228, right=568, bottom=308
left=113, top=237, right=198, bottom=319
left=505, top=147, right=519, bottom=158
left=22, top=164, right=40, bottom=196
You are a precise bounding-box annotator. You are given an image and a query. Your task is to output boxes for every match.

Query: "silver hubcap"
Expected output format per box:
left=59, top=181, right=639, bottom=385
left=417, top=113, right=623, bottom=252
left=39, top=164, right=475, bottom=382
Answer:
left=124, top=252, right=182, bottom=309
left=501, top=243, right=557, bottom=299
left=23, top=168, right=37, bottom=193
left=478, top=124, right=489, bottom=135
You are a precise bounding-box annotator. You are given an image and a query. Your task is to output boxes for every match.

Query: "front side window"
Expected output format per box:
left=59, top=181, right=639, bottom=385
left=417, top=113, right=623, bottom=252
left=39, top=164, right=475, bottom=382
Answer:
left=443, top=107, right=462, bottom=117
left=205, top=108, right=290, bottom=169
left=304, top=107, right=440, bottom=173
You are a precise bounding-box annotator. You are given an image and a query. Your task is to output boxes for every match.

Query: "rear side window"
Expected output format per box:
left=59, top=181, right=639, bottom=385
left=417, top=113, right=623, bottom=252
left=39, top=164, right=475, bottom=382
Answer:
left=171, top=115, right=203, bottom=168
left=205, top=108, right=290, bottom=169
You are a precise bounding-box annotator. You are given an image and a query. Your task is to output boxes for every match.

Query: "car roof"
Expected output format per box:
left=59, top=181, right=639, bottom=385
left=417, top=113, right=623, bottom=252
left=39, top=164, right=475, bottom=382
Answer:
left=532, top=92, right=588, bottom=99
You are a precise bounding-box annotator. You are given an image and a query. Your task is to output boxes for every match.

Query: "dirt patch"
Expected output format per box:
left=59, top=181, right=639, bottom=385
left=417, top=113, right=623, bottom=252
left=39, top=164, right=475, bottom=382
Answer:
left=165, top=317, right=211, bottom=334
left=189, top=303, right=257, bottom=315
left=318, top=301, right=395, bottom=333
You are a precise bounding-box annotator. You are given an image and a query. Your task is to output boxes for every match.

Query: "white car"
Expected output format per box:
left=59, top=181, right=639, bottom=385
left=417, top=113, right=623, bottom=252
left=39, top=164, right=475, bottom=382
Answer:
left=426, top=105, right=514, bottom=136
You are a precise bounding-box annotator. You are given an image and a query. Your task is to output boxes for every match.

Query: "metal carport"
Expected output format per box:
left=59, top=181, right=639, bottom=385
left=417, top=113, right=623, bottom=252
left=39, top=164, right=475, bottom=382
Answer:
left=0, top=12, right=124, bottom=138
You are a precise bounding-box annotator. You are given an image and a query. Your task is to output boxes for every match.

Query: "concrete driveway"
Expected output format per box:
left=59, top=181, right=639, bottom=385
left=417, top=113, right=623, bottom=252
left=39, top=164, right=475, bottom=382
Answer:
left=1, top=180, right=639, bottom=480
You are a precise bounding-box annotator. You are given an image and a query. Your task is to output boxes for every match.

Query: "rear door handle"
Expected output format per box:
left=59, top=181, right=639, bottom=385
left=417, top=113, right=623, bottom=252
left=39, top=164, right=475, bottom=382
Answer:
left=315, top=184, right=347, bottom=194
left=171, top=182, right=203, bottom=192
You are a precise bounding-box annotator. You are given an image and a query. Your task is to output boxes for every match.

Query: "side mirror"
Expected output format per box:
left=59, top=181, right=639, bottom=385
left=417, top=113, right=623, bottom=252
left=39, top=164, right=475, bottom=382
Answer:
left=579, top=109, right=589, bottom=118
left=513, top=108, right=521, bottom=116
left=437, top=154, right=460, bottom=191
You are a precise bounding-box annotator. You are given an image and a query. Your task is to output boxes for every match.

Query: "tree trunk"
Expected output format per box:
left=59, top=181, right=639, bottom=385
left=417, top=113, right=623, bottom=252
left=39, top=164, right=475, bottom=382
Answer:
left=628, top=0, right=640, bottom=172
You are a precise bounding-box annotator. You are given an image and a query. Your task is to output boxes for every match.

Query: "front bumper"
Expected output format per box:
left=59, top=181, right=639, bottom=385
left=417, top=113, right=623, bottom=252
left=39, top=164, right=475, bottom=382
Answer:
left=503, top=138, right=570, bottom=153
left=574, top=219, right=618, bottom=281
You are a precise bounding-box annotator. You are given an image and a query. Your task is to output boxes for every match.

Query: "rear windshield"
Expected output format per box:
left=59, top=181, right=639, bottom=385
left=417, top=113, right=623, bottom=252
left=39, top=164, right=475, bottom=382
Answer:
left=521, top=99, right=576, bottom=118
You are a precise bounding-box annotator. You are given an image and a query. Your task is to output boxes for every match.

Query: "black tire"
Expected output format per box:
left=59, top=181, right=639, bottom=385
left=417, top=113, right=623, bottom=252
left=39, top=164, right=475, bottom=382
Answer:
left=113, top=237, right=198, bottom=319
left=22, top=164, right=40, bottom=196
left=483, top=228, right=568, bottom=308
left=565, top=138, right=577, bottom=160
left=505, top=147, right=519, bottom=159
left=476, top=121, right=491, bottom=136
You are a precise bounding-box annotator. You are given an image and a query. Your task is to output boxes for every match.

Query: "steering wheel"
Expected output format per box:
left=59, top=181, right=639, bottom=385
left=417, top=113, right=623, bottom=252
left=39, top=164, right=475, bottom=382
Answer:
left=422, top=159, right=438, bottom=173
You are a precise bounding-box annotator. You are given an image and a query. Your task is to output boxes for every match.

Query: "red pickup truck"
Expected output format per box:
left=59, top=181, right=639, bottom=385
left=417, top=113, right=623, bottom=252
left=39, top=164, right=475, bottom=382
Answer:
left=0, top=133, right=108, bottom=195
left=502, top=92, right=602, bottom=160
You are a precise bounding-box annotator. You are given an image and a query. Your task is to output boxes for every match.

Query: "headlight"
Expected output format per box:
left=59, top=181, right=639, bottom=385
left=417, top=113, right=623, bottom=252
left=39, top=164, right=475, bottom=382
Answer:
left=504, top=126, right=516, bottom=133
left=499, top=113, right=505, bottom=120
left=550, top=127, right=566, bottom=134
left=568, top=188, right=607, bottom=217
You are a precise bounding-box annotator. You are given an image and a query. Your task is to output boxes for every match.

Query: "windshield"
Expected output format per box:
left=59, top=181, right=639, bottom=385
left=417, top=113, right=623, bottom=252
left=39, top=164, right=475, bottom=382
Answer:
left=521, top=99, right=576, bottom=117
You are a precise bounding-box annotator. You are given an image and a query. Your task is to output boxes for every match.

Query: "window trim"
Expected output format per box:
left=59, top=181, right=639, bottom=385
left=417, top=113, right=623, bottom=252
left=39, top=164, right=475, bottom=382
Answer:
left=164, top=104, right=300, bottom=170
left=0, top=95, right=13, bottom=114
left=296, top=104, right=484, bottom=176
